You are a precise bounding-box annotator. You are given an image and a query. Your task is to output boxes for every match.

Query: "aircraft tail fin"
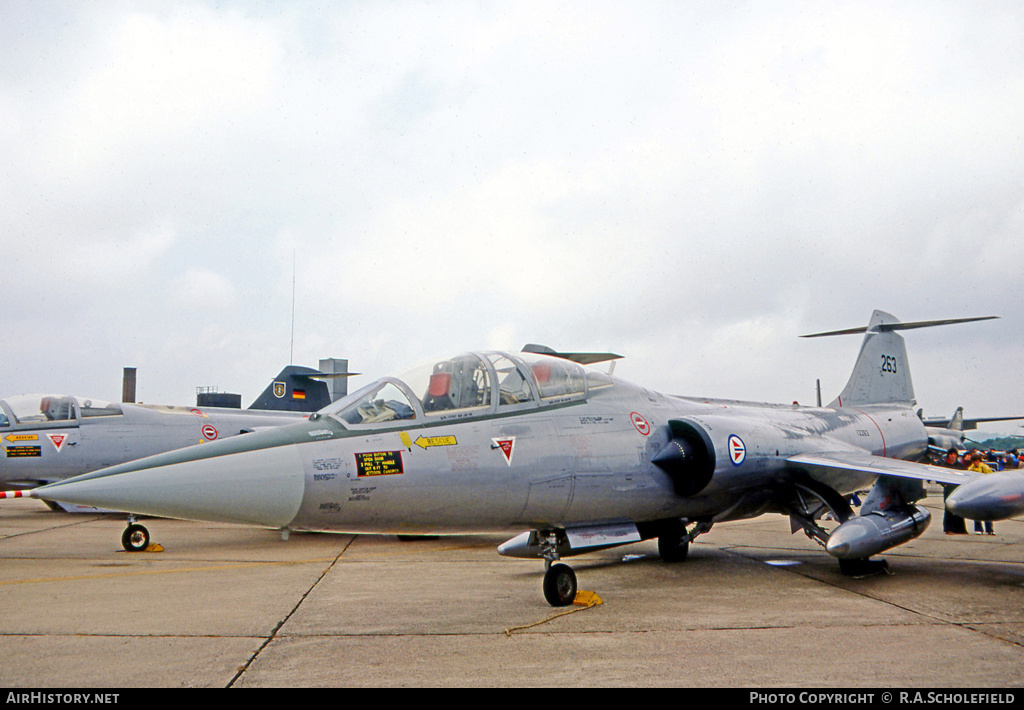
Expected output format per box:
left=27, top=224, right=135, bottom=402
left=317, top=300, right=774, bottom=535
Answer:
left=947, top=407, right=965, bottom=431
left=801, top=311, right=997, bottom=409
left=248, top=366, right=338, bottom=413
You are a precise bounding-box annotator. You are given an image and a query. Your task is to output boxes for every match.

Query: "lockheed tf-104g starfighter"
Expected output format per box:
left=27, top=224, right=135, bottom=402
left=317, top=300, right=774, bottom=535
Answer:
left=0, top=365, right=347, bottom=498
left=4, top=311, right=1023, bottom=606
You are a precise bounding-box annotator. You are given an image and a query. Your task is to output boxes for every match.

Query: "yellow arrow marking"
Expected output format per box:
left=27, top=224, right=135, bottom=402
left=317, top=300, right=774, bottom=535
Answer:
left=415, top=435, right=457, bottom=450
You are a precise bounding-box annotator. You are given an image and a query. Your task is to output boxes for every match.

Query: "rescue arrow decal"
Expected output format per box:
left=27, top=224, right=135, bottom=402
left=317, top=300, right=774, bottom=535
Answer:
left=415, top=435, right=458, bottom=450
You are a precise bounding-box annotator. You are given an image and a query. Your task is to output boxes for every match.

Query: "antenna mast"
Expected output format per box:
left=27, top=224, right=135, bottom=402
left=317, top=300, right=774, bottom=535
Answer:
left=290, top=250, right=296, bottom=365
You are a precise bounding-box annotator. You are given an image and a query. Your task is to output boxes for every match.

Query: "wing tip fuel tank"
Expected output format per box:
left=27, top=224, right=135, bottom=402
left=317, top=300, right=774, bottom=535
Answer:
left=825, top=506, right=931, bottom=559
left=946, top=471, right=1024, bottom=521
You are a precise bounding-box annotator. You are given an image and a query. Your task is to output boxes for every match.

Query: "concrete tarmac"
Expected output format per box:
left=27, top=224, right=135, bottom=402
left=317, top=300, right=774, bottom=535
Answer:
left=1, top=487, right=1022, bottom=688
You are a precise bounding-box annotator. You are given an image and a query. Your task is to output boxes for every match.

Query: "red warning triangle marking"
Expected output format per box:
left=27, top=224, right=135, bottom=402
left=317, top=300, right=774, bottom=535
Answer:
left=47, top=433, right=67, bottom=452
left=492, top=437, right=515, bottom=466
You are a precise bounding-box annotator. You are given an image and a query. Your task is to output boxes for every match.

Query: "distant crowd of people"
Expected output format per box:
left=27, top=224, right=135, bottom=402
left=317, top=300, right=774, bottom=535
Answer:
left=949, top=447, right=1021, bottom=471
left=933, top=446, right=1023, bottom=535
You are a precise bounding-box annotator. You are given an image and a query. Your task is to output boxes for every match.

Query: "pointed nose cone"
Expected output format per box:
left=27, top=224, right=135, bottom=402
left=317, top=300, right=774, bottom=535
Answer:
left=36, top=445, right=306, bottom=528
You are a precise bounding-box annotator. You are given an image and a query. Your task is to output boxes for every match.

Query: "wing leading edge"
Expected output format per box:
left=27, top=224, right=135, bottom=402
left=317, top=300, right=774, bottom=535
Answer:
left=788, top=451, right=974, bottom=487
left=789, top=451, right=1024, bottom=521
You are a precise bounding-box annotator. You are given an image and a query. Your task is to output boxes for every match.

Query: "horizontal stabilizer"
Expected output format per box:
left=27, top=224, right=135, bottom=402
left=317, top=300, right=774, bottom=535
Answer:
left=521, top=344, right=623, bottom=365
left=800, top=315, right=998, bottom=338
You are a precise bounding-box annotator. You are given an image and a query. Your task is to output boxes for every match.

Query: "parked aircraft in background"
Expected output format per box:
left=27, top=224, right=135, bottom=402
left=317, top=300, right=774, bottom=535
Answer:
left=5, top=312, right=1023, bottom=606
left=0, top=363, right=350, bottom=493
left=920, top=406, right=1024, bottom=452
left=248, top=361, right=354, bottom=413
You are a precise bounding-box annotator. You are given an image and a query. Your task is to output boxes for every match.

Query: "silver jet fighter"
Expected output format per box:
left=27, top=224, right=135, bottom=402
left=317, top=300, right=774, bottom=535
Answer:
left=8, top=311, right=1024, bottom=606
left=0, top=363, right=340, bottom=493
left=0, top=395, right=305, bottom=494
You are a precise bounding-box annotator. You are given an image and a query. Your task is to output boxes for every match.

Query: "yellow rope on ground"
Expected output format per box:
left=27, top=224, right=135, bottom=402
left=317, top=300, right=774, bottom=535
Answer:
left=503, top=590, right=603, bottom=636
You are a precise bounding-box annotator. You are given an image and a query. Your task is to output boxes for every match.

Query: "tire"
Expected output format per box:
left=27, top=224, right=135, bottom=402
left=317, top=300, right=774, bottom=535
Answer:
left=658, top=535, right=689, bottom=562
left=658, top=519, right=690, bottom=562
left=121, top=523, right=150, bottom=552
left=542, top=563, right=577, bottom=607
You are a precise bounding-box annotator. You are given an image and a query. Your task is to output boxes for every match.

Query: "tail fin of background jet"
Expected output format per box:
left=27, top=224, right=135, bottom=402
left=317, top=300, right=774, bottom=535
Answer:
left=248, top=365, right=344, bottom=413
left=801, top=311, right=998, bottom=409
left=921, top=406, right=1024, bottom=434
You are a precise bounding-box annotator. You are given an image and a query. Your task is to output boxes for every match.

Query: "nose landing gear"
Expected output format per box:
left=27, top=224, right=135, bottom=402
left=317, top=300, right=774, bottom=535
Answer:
left=536, top=531, right=579, bottom=607
left=121, top=518, right=150, bottom=552
left=542, top=561, right=578, bottom=607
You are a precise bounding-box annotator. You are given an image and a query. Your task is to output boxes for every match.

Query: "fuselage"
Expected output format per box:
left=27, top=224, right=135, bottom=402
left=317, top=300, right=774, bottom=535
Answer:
left=287, top=378, right=928, bottom=534
left=29, top=351, right=930, bottom=536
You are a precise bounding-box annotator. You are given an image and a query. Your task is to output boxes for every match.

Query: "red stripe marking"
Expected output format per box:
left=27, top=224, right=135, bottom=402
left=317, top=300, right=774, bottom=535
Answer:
left=1, top=490, right=32, bottom=499
left=853, top=408, right=887, bottom=457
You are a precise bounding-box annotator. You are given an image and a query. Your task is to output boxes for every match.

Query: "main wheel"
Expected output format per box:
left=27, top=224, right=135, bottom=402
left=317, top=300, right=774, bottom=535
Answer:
left=121, top=523, right=150, bottom=552
left=657, top=519, right=690, bottom=562
left=542, top=563, right=577, bottom=607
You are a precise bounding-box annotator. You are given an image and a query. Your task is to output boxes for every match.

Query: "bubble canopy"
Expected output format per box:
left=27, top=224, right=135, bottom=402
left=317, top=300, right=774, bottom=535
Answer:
left=0, top=394, right=123, bottom=426
left=324, top=351, right=613, bottom=428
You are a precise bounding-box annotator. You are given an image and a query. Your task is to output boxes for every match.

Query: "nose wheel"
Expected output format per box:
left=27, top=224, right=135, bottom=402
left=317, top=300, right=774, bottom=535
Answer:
left=542, top=562, right=577, bottom=607
left=121, top=521, right=150, bottom=552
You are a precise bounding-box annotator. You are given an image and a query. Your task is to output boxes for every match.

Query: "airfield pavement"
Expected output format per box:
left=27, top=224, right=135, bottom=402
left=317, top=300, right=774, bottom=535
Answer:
left=0, top=485, right=1022, bottom=690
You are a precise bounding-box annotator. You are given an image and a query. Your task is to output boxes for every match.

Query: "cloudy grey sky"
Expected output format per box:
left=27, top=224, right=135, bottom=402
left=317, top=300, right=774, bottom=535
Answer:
left=2, top=1, right=1022, bottom=435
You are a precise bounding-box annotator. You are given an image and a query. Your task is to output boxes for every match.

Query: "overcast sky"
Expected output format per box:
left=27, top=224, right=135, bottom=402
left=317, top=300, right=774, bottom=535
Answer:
left=2, top=1, right=1022, bottom=436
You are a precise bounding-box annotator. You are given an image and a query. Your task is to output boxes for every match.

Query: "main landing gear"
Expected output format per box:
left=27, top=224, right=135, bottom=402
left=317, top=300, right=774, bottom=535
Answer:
left=656, top=518, right=713, bottom=563
left=788, top=480, right=853, bottom=546
left=121, top=517, right=150, bottom=552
